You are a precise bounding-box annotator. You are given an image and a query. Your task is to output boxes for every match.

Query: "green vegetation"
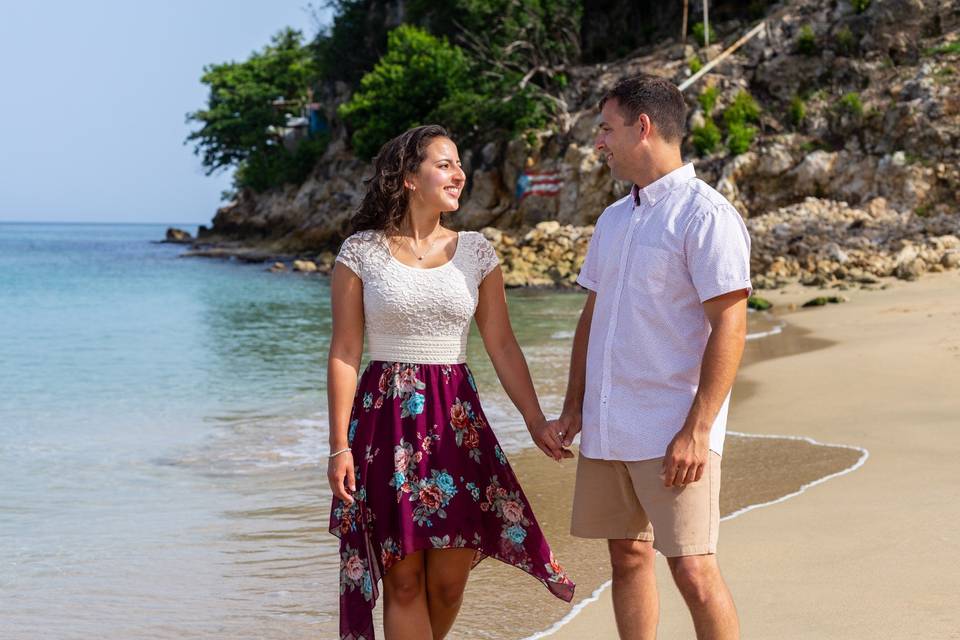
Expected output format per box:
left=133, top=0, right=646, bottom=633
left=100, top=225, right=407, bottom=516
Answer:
left=838, top=92, right=864, bottom=118
left=720, top=90, right=761, bottom=155
left=692, top=21, right=717, bottom=47
left=796, top=25, right=817, bottom=56
left=923, top=42, right=960, bottom=57
left=835, top=26, right=856, bottom=56
left=697, top=86, right=719, bottom=116
left=747, top=296, right=773, bottom=311
left=726, top=121, right=757, bottom=155
left=851, top=0, right=870, bottom=13
left=689, top=55, right=703, bottom=74
left=723, top=90, right=761, bottom=127
left=692, top=119, right=721, bottom=155
left=338, top=26, right=472, bottom=159
left=185, top=29, right=325, bottom=192
left=789, top=95, right=807, bottom=127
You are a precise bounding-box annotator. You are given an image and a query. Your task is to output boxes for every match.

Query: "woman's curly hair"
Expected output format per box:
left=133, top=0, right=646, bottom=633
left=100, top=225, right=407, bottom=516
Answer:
left=348, top=124, right=451, bottom=237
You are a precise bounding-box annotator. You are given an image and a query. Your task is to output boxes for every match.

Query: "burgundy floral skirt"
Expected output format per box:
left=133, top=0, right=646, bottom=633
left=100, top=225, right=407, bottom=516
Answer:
left=329, top=361, right=575, bottom=640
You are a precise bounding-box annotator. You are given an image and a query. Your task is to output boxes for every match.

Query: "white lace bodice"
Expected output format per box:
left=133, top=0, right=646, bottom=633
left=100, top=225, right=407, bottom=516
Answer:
left=335, top=229, right=500, bottom=364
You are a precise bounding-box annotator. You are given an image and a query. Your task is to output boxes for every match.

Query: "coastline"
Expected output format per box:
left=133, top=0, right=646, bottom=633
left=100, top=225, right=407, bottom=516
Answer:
left=543, top=271, right=960, bottom=639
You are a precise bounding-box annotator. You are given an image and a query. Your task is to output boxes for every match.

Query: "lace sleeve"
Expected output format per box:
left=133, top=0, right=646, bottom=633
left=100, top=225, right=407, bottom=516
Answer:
left=335, top=233, right=365, bottom=279
left=475, top=233, right=500, bottom=281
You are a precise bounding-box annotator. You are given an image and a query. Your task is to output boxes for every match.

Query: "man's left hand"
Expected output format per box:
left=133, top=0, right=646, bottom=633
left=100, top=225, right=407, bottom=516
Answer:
left=661, top=429, right=709, bottom=487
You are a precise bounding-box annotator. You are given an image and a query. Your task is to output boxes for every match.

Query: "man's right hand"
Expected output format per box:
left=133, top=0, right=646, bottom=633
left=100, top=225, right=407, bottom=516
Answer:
left=557, top=411, right=582, bottom=449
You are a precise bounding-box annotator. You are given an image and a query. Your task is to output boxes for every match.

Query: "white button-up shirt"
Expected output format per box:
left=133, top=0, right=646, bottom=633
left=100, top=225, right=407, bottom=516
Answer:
left=576, top=163, right=752, bottom=461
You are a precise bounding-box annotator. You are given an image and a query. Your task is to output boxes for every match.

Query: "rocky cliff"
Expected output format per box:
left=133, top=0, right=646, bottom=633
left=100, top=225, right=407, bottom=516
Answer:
left=191, top=0, right=959, bottom=288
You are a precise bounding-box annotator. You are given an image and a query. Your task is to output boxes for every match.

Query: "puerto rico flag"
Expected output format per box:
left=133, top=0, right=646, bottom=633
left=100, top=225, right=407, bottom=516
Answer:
left=516, top=170, right=563, bottom=201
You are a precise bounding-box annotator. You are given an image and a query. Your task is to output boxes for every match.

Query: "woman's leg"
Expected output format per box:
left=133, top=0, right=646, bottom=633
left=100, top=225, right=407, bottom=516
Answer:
left=424, top=548, right=476, bottom=639
left=383, top=551, right=432, bottom=640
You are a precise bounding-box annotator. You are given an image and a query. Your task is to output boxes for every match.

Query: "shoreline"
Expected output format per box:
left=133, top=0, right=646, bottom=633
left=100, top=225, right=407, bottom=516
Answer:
left=542, top=270, right=960, bottom=639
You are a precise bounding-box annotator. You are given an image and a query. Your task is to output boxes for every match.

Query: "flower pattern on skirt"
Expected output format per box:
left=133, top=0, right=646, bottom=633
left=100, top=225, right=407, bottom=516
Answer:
left=329, top=361, right=575, bottom=640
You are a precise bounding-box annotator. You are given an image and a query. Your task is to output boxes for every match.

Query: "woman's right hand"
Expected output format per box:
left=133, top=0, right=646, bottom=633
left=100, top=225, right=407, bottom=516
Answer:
left=327, top=451, right=356, bottom=505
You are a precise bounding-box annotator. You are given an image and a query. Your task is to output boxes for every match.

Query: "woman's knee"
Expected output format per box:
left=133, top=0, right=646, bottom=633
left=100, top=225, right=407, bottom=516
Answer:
left=426, top=572, right=468, bottom=609
left=384, top=559, right=426, bottom=606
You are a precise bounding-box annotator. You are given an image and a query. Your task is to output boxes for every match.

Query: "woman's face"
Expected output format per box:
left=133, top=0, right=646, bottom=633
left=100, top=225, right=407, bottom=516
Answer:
left=406, top=137, right=466, bottom=212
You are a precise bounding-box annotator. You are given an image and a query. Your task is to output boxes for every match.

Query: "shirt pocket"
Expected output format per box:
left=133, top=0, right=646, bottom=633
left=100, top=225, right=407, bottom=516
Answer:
left=626, top=246, right=674, bottom=295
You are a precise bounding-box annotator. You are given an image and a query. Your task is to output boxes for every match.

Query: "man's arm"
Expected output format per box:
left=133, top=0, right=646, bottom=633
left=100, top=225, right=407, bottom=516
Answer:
left=662, top=288, right=748, bottom=487
left=557, top=291, right=597, bottom=447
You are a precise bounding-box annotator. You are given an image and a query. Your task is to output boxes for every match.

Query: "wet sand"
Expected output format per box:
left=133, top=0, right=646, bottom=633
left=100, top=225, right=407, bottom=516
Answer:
left=550, top=271, right=960, bottom=639
left=436, top=296, right=862, bottom=639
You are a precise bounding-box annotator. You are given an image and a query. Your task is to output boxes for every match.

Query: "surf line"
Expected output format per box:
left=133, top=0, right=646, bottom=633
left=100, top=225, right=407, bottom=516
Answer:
left=521, top=433, right=869, bottom=640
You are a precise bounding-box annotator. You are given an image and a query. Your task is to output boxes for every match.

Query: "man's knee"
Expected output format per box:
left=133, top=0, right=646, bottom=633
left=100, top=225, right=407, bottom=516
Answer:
left=608, top=539, right=656, bottom=578
left=668, top=555, right=718, bottom=604
left=384, top=563, right=425, bottom=606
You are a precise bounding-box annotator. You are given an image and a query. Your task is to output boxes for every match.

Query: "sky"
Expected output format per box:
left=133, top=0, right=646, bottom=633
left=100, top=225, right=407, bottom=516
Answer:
left=0, top=1, right=332, bottom=224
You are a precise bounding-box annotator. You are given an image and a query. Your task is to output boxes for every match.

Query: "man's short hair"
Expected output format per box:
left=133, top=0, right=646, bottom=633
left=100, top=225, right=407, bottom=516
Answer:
left=599, top=74, right=687, bottom=143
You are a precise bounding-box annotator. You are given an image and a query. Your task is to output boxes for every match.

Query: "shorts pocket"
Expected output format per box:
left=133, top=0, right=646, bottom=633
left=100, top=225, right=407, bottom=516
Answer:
left=627, top=246, right=674, bottom=295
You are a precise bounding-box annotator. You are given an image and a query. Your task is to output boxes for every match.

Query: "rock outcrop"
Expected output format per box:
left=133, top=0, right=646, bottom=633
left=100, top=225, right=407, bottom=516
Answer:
left=192, top=0, right=959, bottom=288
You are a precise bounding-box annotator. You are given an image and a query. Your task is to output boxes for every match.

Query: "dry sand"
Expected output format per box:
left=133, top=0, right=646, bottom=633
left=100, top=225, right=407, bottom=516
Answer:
left=546, top=271, right=960, bottom=639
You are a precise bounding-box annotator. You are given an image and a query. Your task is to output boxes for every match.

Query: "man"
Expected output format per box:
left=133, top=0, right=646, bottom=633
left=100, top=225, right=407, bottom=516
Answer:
left=555, top=74, right=751, bottom=639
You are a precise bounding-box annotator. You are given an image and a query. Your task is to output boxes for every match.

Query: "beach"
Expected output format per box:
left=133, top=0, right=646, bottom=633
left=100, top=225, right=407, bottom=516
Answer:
left=547, top=271, right=960, bottom=639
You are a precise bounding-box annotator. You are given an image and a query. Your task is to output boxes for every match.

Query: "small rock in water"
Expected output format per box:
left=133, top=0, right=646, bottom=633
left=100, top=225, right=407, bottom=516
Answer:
left=164, top=227, right=193, bottom=243
left=292, top=259, right=318, bottom=273
left=268, top=262, right=287, bottom=272
left=801, top=295, right=848, bottom=308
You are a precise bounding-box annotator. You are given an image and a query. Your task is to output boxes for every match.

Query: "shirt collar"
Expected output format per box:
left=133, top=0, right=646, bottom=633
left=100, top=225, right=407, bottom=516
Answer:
left=631, top=163, right=696, bottom=207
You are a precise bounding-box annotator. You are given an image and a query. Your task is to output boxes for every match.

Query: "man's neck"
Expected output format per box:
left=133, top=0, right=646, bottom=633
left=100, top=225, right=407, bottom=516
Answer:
left=631, top=149, right=684, bottom=190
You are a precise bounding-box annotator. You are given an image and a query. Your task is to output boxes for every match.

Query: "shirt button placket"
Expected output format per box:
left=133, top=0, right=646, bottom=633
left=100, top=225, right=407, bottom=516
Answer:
left=599, top=209, right=640, bottom=459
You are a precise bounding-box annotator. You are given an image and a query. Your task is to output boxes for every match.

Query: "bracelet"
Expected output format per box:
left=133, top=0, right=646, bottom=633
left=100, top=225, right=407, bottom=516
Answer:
left=328, top=447, right=352, bottom=459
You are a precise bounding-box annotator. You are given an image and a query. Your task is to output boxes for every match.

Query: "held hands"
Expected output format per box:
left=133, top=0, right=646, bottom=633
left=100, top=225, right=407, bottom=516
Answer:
left=327, top=450, right=356, bottom=505
left=528, top=416, right=574, bottom=461
left=661, top=428, right=708, bottom=488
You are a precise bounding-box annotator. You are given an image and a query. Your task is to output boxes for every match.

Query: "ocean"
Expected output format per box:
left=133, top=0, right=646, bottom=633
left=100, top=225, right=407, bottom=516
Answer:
left=0, top=222, right=781, bottom=639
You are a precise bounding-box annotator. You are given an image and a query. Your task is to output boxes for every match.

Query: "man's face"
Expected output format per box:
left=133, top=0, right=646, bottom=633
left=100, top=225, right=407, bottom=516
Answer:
left=595, top=98, right=643, bottom=181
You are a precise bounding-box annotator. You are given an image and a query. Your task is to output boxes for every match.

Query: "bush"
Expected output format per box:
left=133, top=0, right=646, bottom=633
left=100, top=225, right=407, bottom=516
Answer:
left=338, top=25, right=472, bottom=159
left=851, top=0, right=870, bottom=13
left=838, top=92, right=863, bottom=117
left=234, top=133, right=330, bottom=192
left=689, top=56, right=703, bottom=74
left=796, top=25, right=817, bottom=56
left=789, top=95, right=807, bottom=127
left=835, top=26, right=856, bottom=56
left=726, top=121, right=757, bottom=155
left=723, top=90, right=761, bottom=127
left=692, top=119, right=721, bottom=155
left=692, top=21, right=717, bottom=47
left=923, top=42, right=960, bottom=57
left=697, top=86, right=718, bottom=116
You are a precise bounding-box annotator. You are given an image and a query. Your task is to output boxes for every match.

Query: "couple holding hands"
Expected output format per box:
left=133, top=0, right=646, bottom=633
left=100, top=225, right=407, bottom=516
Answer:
left=327, top=74, right=751, bottom=640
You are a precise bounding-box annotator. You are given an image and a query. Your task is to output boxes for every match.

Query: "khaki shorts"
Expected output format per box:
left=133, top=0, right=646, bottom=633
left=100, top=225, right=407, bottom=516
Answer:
left=570, top=451, right=721, bottom=557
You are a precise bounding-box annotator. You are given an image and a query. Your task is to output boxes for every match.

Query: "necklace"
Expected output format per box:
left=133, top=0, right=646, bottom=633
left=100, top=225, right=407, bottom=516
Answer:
left=407, top=234, right=441, bottom=261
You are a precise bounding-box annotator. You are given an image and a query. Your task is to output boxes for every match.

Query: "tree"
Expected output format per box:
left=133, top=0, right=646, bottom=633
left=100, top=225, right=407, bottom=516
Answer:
left=185, top=28, right=320, bottom=189
left=337, top=25, right=472, bottom=159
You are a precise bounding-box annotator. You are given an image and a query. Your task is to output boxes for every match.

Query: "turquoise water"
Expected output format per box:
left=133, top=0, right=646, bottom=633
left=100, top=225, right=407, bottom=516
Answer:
left=0, top=222, right=779, bottom=639
left=0, top=222, right=588, bottom=639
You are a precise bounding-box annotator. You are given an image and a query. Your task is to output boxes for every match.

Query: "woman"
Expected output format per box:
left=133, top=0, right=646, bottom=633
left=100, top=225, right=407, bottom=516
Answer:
left=327, top=124, right=575, bottom=640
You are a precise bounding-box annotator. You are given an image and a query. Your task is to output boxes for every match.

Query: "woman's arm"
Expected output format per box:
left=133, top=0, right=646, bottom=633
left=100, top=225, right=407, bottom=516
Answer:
left=326, top=262, right=365, bottom=504
left=474, top=266, right=568, bottom=461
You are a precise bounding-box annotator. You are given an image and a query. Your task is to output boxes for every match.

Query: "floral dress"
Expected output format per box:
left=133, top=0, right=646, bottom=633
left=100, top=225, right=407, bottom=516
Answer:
left=329, top=229, right=575, bottom=640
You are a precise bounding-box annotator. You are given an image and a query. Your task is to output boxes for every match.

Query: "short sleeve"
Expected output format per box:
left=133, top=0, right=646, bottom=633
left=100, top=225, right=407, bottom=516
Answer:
left=576, top=221, right=603, bottom=292
left=475, top=233, right=500, bottom=280
left=335, top=233, right=365, bottom=279
left=683, top=204, right=752, bottom=303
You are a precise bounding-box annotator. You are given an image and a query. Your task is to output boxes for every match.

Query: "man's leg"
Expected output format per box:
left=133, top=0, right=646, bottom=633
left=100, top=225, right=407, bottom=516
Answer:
left=608, top=539, right=659, bottom=640
left=667, top=554, right=739, bottom=640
